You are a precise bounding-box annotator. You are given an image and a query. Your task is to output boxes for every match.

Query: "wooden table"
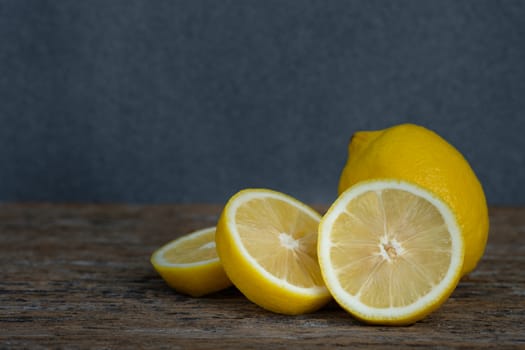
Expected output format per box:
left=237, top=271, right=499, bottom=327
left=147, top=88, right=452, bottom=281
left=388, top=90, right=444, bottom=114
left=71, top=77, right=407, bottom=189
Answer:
left=1, top=204, right=524, bottom=348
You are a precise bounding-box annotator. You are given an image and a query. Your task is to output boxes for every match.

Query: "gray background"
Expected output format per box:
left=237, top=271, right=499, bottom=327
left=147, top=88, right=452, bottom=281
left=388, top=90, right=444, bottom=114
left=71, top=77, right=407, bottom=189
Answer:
left=1, top=1, right=524, bottom=205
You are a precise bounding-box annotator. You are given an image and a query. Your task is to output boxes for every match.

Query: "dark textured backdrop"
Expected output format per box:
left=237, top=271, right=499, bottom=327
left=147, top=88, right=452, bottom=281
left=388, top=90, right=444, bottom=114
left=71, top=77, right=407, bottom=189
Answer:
left=1, top=1, right=524, bottom=205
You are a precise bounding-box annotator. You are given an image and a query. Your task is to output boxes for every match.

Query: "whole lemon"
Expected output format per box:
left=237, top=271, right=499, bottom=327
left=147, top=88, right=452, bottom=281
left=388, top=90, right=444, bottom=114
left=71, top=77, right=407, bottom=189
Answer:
left=338, top=123, right=488, bottom=276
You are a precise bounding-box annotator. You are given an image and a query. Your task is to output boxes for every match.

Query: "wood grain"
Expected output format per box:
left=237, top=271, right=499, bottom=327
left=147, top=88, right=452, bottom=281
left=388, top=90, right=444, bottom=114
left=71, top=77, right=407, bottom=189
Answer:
left=0, top=204, right=524, bottom=348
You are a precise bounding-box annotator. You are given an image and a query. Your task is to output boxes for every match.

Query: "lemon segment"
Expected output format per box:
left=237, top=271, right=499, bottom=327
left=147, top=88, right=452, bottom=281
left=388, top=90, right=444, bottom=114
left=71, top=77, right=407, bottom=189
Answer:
left=318, top=180, right=464, bottom=325
left=151, top=227, right=232, bottom=297
left=338, top=123, right=488, bottom=275
left=216, top=189, right=331, bottom=315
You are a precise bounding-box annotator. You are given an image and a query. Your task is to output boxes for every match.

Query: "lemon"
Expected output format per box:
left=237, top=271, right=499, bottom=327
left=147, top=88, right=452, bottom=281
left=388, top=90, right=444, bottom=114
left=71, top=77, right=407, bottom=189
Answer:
left=318, top=179, right=464, bottom=325
left=215, top=188, right=331, bottom=315
left=338, top=123, right=488, bottom=275
left=150, top=227, right=232, bottom=297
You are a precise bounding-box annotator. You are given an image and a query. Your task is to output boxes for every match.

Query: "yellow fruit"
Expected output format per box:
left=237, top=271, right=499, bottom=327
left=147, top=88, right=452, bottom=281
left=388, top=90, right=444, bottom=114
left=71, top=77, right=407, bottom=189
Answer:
left=338, top=123, right=488, bottom=275
left=150, top=227, right=232, bottom=297
left=215, top=188, right=331, bottom=315
left=318, top=179, right=464, bottom=325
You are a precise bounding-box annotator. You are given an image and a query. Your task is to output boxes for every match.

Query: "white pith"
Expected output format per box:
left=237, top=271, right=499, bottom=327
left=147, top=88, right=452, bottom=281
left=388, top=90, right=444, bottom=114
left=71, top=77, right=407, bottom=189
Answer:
left=279, top=232, right=300, bottom=250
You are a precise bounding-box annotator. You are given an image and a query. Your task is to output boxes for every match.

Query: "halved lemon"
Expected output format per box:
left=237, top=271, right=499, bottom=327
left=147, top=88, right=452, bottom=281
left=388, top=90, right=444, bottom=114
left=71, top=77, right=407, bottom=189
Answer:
left=318, top=180, right=464, bottom=325
left=150, top=227, right=232, bottom=297
left=215, top=189, right=331, bottom=315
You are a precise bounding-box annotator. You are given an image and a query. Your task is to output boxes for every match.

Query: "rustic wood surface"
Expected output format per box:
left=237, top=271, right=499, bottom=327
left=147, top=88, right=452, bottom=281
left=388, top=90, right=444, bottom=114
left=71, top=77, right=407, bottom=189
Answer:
left=0, top=204, right=524, bottom=349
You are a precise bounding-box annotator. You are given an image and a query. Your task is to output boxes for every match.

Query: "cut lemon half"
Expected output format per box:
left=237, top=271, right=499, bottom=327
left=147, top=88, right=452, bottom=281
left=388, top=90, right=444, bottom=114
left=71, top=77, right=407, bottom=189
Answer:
left=216, top=189, right=331, bottom=315
left=318, top=180, right=464, bottom=325
left=151, top=227, right=232, bottom=297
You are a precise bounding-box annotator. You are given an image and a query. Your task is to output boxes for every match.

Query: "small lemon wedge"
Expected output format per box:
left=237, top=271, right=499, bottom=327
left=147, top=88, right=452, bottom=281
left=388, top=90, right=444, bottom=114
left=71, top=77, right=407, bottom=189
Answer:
left=151, top=227, right=232, bottom=297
